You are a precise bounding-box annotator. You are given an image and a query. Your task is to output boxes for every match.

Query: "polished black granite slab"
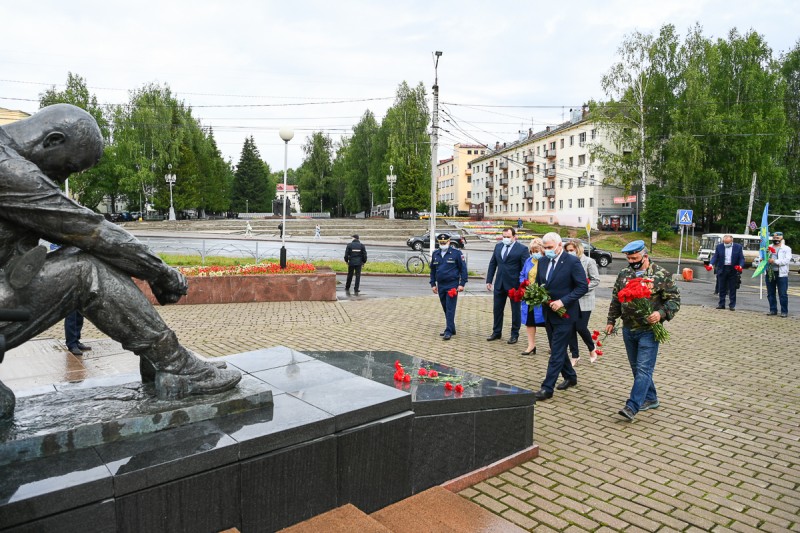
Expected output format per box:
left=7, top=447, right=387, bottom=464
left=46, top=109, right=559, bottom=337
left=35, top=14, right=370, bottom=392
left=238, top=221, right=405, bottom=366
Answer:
left=305, top=350, right=535, bottom=416
left=0, top=346, right=535, bottom=532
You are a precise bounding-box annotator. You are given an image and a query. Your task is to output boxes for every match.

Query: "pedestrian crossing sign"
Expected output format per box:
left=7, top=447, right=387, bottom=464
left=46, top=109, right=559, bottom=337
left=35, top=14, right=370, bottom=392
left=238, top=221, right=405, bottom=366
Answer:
left=677, top=209, right=693, bottom=226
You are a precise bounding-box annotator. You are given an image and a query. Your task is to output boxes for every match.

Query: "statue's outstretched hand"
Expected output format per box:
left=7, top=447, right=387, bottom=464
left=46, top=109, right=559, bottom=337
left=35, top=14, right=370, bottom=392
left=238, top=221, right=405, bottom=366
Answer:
left=149, top=268, right=188, bottom=305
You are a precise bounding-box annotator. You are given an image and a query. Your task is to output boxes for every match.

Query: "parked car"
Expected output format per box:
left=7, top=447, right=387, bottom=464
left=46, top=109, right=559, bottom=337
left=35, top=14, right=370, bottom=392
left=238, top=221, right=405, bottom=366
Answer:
left=407, top=231, right=466, bottom=251
left=563, top=239, right=613, bottom=267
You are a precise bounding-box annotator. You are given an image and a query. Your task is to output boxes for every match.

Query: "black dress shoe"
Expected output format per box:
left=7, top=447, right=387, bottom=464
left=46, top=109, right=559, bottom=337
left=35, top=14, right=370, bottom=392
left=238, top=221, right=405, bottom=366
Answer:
left=532, top=389, right=553, bottom=401
left=486, top=333, right=501, bottom=341
left=507, top=336, right=519, bottom=345
left=715, top=305, right=725, bottom=309
left=556, top=379, right=577, bottom=391
left=76, top=342, right=92, bottom=351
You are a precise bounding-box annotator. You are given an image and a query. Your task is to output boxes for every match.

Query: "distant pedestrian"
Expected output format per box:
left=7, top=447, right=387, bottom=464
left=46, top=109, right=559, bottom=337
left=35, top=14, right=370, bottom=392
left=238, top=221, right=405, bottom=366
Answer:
left=344, top=234, right=367, bottom=294
left=314, top=224, right=321, bottom=239
left=278, top=222, right=283, bottom=238
left=712, top=234, right=744, bottom=311
left=517, top=217, right=523, bottom=229
left=65, top=310, right=91, bottom=356
left=765, top=232, right=792, bottom=317
left=430, top=233, right=468, bottom=340
left=606, top=240, right=680, bottom=422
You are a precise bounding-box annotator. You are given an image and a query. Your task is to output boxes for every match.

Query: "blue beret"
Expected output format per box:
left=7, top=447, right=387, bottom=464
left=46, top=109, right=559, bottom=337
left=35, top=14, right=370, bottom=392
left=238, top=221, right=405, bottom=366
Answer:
left=621, top=240, right=646, bottom=254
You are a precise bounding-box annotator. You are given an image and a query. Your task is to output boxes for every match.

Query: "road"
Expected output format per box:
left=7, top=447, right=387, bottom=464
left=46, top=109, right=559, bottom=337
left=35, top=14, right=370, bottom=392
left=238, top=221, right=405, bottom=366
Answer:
left=133, top=232, right=798, bottom=315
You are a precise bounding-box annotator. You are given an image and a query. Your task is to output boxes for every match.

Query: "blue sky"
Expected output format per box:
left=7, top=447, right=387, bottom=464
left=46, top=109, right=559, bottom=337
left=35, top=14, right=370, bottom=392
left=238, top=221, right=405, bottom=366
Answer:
left=1, top=0, right=797, bottom=169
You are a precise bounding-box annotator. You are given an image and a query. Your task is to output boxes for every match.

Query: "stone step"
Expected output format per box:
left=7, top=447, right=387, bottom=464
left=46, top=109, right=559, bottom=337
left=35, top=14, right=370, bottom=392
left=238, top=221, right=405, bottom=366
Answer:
left=277, top=504, right=391, bottom=533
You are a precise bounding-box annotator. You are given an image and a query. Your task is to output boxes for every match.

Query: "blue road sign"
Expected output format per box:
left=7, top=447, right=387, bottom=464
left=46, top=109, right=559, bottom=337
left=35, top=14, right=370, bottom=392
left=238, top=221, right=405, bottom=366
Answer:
left=678, top=209, right=693, bottom=226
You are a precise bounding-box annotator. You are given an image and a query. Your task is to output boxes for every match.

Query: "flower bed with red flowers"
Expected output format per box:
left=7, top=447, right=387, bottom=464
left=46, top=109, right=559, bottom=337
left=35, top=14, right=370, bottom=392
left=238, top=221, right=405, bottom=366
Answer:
left=134, top=264, right=335, bottom=305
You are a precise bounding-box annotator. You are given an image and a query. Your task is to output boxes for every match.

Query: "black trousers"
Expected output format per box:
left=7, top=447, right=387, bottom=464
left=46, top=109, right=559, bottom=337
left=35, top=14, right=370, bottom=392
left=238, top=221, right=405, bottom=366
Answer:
left=65, top=310, right=84, bottom=349
left=569, top=309, right=595, bottom=357
left=346, top=265, right=362, bottom=291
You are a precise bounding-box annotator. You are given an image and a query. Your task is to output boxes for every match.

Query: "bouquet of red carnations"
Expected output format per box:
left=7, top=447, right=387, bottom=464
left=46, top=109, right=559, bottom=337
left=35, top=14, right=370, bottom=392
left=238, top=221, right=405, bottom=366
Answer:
left=513, top=281, right=568, bottom=318
left=617, top=277, right=669, bottom=342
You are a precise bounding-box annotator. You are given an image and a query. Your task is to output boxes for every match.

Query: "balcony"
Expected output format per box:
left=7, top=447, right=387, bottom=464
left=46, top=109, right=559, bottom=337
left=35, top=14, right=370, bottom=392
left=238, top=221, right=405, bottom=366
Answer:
left=546, top=168, right=556, bottom=178
left=487, top=196, right=495, bottom=204
left=465, top=168, right=472, bottom=176
left=523, top=171, right=534, bottom=182
left=546, top=149, right=556, bottom=159
left=486, top=180, right=494, bottom=190
left=499, top=161, right=508, bottom=171
left=524, top=153, right=535, bottom=165
left=544, top=188, right=556, bottom=198
left=487, top=164, right=494, bottom=174
left=499, top=177, right=509, bottom=186
left=499, top=194, right=509, bottom=202
left=523, top=190, right=536, bottom=199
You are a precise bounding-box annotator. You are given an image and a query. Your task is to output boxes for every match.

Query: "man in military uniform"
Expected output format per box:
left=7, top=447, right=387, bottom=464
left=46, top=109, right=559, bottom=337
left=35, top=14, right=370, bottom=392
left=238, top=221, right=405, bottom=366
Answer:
left=0, top=104, right=241, bottom=420
left=430, top=233, right=468, bottom=340
left=344, top=234, right=367, bottom=294
left=606, top=240, right=680, bottom=422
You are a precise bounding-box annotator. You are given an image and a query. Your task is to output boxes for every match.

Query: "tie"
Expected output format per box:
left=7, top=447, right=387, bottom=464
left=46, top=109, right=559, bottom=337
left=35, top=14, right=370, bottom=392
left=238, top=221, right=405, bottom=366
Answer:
left=501, top=245, right=510, bottom=261
left=546, top=258, right=556, bottom=282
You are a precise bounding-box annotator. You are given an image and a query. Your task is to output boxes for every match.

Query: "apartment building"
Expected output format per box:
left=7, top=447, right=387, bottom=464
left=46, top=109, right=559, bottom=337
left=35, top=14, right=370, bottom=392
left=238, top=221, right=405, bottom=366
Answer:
left=0, top=107, right=30, bottom=125
left=468, top=109, right=637, bottom=230
left=436, top=143, right=487, bottom=215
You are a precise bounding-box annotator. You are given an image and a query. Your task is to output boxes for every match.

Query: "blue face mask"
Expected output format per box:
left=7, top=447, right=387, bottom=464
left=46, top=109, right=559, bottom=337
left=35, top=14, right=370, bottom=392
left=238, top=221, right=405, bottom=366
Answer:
left=532, top=252, right=543, bottom=260
left=545, top=250, right=557, bottom=259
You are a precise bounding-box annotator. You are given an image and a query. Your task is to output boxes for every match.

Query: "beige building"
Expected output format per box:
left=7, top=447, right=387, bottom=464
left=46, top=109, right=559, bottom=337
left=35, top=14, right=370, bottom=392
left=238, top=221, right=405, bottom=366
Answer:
left=0, top=107, right=30, bottom=125
left=436, top=143, right=487, bottom=215
left=276, top=183, right=301, bottom=213
left=468, top=109, right=637, bottom=230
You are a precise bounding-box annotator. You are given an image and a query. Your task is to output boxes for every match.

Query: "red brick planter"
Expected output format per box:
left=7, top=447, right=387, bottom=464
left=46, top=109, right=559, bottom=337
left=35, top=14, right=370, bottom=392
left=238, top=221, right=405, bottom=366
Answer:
left=134, top=267, right=336, bottom=305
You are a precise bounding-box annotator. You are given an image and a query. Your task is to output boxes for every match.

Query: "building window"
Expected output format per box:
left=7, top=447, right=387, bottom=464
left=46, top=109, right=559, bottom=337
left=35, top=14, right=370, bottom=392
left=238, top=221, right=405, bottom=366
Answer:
left=559, top=200, right=564, bottom=210
left=550, top=141, right=556, bottom=150
left=560, top=159, right=565, bottom=169
left=550, top=200, right=555, bottom=210
left=569, top=157, right=573, bottom=167
left=579, top=132, right=586, bottom=144
left=590, top=129, right=597, bottom=140
left=536, top=164, right=540, bottom=173
left=536, top=183, right=540, bottom=191
left=536, top=146, right=540, bottom=155
left=589, top=198, right=594, bottom=207
left=578, top=154, right=586, bottom=165
left=570, top=135, right=574, bottom=146
left=578, top=198, right=585, bottom=208
left=560, top=139, right=565, bottom=149
left=467, top=150, right=472, bottom=155
left=560, top=179, right=564, bottom=189
left=568, top=178, right=573, bottom=188
left=568, top=199, right=573, bottom=208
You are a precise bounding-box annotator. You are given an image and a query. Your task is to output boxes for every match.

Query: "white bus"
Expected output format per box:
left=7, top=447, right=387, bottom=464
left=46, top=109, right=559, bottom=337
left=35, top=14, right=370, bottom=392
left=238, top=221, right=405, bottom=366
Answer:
left=697, top=233, right=763, bottom=264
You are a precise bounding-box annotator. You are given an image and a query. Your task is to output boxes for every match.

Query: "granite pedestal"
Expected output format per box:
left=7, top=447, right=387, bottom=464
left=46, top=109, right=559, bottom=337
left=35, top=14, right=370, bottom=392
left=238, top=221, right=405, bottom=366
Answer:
left=0, top=347, right=535, bottom=532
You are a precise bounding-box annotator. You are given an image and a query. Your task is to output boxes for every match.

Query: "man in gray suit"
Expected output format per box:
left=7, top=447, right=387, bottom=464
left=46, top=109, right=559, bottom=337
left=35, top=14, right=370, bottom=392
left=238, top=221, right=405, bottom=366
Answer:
left=486, top=227, right=530, bottom=344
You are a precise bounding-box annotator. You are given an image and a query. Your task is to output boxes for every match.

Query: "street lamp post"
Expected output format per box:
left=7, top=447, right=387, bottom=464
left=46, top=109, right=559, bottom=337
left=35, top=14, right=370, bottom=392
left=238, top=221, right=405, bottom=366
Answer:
left=386, top=164, right=396, bottom=220
left=165, top=164, right=176, bottom=221
left=279, top=127, right=294, bottom=269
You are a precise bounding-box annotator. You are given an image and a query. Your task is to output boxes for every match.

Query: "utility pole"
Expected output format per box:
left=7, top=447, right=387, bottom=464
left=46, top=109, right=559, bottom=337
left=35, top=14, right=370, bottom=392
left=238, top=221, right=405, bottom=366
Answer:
left=429, top=51, right=442, bottom=254
left=744, top=171, right=757, bottom=234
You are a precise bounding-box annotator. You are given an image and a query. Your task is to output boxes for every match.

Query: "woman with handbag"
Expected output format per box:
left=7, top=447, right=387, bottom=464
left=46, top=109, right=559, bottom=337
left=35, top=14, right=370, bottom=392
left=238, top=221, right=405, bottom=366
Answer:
left=520, top=238, right=546, bottom=355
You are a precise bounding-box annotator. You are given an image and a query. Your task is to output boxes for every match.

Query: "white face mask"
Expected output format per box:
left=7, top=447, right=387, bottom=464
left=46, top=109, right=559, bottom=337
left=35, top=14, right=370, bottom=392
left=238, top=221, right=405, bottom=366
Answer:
left=502, top=237, right=512, bottom=246
left=567, top=251, right=577, bottom=256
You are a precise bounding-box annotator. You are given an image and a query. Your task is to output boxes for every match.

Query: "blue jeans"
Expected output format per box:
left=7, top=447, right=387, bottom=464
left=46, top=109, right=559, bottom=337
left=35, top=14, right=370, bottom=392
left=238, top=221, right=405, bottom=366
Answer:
left=765, top=275, right=789, bottom=315
left=64, top=310, right=84, bottom=349
left=622, top=327, right=659, bottom=413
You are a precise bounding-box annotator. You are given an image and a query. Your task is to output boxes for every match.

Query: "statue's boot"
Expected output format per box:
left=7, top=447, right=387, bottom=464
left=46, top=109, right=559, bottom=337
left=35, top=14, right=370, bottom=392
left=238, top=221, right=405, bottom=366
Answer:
left=0, top=379, right=15, bottom=422
left=140, top=353, right=228, bottom=384
left=140, top=331, right=241, bottom=401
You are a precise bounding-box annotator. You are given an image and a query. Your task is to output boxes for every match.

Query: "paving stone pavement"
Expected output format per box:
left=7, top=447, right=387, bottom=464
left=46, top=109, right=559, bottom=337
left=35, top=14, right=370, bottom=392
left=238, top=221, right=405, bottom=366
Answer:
left=7, top=290, right=800, bottom=532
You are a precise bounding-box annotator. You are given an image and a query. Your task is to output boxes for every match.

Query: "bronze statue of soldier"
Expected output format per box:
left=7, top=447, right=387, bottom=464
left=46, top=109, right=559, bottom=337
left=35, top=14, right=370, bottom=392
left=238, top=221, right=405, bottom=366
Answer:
left=0, top=104, right=241, bottom=420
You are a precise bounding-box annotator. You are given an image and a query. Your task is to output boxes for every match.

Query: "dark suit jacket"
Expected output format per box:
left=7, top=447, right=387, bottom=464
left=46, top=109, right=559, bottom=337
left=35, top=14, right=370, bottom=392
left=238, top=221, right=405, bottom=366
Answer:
left=486, top=241, right=530, bottom=292
left=535, top=252, right=588, bottom=324
left=711, top=243, right=744, bottom=270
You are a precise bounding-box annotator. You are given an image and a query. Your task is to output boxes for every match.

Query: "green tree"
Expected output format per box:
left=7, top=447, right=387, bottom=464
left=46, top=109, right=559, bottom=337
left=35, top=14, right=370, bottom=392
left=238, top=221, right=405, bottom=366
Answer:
left=297, top=132, right=333, bottom=212
left=231, top=136, right=271, bottom=213
left=336, top=110, right=380, bottom=214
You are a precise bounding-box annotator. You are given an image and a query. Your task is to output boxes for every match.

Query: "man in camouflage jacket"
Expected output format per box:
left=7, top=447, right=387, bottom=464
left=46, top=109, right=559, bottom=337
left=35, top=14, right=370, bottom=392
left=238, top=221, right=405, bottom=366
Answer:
left=606, top=241, right=680, bottom=422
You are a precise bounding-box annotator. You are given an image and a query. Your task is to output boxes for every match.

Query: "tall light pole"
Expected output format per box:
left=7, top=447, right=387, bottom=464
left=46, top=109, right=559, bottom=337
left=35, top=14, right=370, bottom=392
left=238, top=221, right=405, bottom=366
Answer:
left=165, top=164, right=176, bottom=221
left=429, top=51, right=443, bottom=253
left=279, top=127, right=294, bottom=269
left=386, top=164, right=396, bottom=220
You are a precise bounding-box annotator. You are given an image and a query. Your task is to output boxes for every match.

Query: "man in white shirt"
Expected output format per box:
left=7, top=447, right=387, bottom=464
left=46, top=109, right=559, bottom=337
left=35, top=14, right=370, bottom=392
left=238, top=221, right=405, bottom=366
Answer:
left=766, top=232, right=792, bottom=318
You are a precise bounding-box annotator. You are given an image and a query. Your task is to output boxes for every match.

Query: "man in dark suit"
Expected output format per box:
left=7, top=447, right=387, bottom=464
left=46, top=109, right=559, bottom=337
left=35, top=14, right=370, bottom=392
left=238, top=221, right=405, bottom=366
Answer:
left=486, top=227, right=530, bottom=344
left=532, top=232, right=588, bottom=400
left=711, top=234, right=745, bottom=311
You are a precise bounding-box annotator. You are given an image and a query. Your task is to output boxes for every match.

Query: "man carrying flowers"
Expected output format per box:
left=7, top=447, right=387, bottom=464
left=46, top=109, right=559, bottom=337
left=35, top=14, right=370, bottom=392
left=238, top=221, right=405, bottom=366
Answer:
left=606, top=240, right=680, bottom=422
left=430, top=233, right=468, bottom=340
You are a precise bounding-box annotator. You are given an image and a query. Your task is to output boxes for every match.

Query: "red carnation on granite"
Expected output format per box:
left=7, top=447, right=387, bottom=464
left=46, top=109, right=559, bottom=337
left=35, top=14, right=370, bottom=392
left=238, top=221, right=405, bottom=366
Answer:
left=455, top=384, right=464, bottom=393
left=444, top=382, right=454, bottom=391
left=403, top=374, right=411, bottom=383
left=418, top=368, right=428, bottom=376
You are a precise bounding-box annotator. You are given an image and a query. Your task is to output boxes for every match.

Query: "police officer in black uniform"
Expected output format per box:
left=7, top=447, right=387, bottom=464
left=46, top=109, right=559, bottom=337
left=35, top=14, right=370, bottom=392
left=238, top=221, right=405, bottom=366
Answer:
left=344, top=234, right=367, bottom=293
left=430, top=233, right=468, bottom=340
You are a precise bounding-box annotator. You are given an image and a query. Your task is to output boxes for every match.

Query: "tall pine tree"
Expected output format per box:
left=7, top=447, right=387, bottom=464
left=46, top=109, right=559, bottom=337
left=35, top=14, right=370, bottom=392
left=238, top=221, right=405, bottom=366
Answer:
left=232, top=136, right=272, bottom=213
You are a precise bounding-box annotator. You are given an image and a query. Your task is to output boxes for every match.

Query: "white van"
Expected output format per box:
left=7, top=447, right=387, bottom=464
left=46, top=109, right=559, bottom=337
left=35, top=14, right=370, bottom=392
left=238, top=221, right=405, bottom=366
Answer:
left=697, top=233, right=762, bottom=264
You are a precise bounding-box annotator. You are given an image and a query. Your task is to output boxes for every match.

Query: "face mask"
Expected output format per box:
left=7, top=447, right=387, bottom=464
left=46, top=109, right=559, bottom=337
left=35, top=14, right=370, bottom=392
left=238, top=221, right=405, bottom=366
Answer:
left=438, top=241, right=449, bottom=248
left=567, top=251, right=577, bottom=256
left=724, top=243, right=732, bottom=248
left=773, top=240, right=781, bottom=245
left=502, top=237, right=512, bottom=246
left=532, top=252, right=543, bottom=260
left=545, top=250, right=557, bottom=259
left=628, top=259, right=644, bottom=270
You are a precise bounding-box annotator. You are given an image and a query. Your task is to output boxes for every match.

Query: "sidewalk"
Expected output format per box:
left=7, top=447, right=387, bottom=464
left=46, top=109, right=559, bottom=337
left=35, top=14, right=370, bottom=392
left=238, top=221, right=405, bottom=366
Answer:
left=3, top=290, right=798, bottom=532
